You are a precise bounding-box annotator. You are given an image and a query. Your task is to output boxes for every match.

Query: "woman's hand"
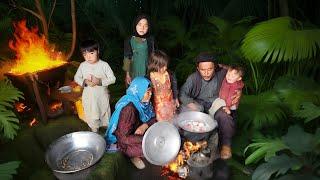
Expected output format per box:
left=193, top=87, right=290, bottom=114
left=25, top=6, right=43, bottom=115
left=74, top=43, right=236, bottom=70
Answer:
left=125, top=72, right=132, bottom=86
left=134, top=123, right=149, bottom=135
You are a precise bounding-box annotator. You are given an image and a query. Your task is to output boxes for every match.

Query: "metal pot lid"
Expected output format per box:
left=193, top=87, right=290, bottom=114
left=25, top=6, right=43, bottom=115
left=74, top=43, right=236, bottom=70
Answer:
left=142, top=121, right=181, bottom=166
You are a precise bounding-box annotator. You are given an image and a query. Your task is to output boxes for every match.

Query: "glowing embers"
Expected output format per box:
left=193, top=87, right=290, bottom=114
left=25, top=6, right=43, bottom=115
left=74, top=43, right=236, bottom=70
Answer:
left=29, top=118, right=38, bottom=127
left=8, top=20, right=66, bottom=75
left=15, top=102, right=31, bottom=113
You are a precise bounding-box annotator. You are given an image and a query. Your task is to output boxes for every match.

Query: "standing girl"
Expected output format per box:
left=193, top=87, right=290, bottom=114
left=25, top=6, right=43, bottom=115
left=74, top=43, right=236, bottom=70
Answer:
left=123, top=14, right=155, bottom=86
left=148, top=50, right=179, bottom=121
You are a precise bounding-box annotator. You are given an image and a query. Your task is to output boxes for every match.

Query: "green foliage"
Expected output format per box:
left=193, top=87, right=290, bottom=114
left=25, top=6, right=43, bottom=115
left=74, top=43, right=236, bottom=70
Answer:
left=244, top=138, right=288, bottom=165
left=282, top=125, right=315, bottom=155
left=0, top=79, right=23, bottom=140
left=246, top=125, right=320, bottom=180
left=237, top=91, right=287, bottom=130
left=241, top=17, right=320, bottom=63
left=274, top=76, right=320, bottom=111
left=252, top=154, right=302, bottom=180
left=0, top=161, right=20, bottom=180
left=158, top=16, right=193, bottom=50
left=294, top=102, right=320, bottom=123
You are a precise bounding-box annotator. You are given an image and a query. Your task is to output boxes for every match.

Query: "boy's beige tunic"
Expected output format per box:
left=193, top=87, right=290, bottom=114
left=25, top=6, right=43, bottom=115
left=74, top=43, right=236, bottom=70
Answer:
left=74, top=60, right=116, bottom=128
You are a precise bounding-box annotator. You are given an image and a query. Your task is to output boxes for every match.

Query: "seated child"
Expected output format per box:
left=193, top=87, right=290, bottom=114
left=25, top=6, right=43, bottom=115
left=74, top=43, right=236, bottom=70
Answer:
left=219, top=65, right=244, bottom=117
left=74, top=39, right=116, bottom=132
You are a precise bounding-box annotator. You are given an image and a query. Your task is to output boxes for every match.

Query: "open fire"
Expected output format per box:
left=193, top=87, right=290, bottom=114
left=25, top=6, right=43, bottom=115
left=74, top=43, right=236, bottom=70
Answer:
left=161, top=140, right=208, bottom=179
left=8, top=20, right=66, bottom=75
left=5, top=20, right=69, bottom=122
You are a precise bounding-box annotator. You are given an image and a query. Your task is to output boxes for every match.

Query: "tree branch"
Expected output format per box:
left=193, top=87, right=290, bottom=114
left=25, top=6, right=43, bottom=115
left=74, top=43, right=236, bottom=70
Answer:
left=48, top=0, right=57, bottom=28
left=35, top=0, right=49, bottom=39
left=66, top=0, right=77, bottom=60
left=9, top=0, right=42, bottom=20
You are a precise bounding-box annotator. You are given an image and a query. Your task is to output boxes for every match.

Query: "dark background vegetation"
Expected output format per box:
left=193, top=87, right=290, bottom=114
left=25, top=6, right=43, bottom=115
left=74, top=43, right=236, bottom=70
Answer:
left=0, top=0, right=320, bottom=180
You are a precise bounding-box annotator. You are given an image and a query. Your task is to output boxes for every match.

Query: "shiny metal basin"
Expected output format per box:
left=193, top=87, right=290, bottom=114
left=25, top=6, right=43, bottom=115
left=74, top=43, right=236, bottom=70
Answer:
left=45, top=131, right=106, bottom=174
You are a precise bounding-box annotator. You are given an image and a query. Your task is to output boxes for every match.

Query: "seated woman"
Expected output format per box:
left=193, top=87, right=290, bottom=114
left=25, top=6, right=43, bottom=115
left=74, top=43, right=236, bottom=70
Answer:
left=105, top=76, right=156, bottom=169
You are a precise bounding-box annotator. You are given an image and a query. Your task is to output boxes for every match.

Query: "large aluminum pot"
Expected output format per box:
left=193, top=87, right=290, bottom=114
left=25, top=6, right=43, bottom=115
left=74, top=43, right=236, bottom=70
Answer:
left=45, top=131, right=106, bottom=180
left=175, top=111, right=218, bottom=142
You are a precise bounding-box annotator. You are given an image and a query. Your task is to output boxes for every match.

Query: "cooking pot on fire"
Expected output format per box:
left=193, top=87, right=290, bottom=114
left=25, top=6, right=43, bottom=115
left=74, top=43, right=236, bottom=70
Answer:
left=175, top=111, right=218, bottom=142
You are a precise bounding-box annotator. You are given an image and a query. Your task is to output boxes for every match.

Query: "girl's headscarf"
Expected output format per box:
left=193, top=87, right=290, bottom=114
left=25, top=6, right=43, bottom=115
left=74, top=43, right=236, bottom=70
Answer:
left=133, top=14, right=151, bottom=38
left=105, top=76, right=155, bottom=144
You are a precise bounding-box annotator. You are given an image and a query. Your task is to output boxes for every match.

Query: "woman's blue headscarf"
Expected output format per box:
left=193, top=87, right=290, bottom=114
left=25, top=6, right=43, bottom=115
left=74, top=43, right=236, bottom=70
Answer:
left=105, top=76, right=155, bottom=144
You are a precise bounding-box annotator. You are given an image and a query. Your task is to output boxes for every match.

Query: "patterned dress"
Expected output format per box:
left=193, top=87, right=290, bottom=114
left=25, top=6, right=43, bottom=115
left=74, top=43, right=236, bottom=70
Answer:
left=150, top=71, right=176, bottom=121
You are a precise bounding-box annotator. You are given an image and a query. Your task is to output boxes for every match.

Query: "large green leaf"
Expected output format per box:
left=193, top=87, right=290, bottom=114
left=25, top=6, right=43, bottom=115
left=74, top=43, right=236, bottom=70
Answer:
left=237, top=92, right=287, bottom=129
left=282, top=125, right=314, bottom=155
left=244, top=138, right=288, bottom=165
left=252, top=154, right=302, bottom=180
left=0, top=79, right=23, bottom=139
left=294, top=102, right=320, bottom=123
left=0, top=109, right=20, bottom=140
left=241, top=17, right=320, bottom=63
left=0, top=161, right=20, bottom=180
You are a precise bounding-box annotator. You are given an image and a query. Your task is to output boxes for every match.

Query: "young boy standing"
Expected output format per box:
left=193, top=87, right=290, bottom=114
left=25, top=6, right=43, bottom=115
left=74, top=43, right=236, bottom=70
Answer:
left=74, top=40, right=116, bottom=132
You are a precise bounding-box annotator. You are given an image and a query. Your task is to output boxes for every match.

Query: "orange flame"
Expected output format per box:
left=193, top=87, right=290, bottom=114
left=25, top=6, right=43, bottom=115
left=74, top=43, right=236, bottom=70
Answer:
left=29, top=118, right=38, bottom=127
left=15, top=102, right=28, bottom=112
left=50, top=101, right=63, bottom=112
left=8, top=20, right=66, bottom=75
left=163, top=140, right=207, bottom=177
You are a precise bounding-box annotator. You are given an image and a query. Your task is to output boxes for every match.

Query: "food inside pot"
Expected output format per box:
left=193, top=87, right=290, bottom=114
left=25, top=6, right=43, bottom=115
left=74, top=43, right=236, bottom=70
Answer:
left=180, top=120, right=210, bottom=133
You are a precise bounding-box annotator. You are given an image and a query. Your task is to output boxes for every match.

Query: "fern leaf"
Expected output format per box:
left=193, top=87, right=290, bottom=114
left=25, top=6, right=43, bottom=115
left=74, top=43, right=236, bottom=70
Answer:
left=0, top=79, right=24, bottom=108
left=0, top=110, right=20, bottom=140
left=0, top=161, right=20, bottom=180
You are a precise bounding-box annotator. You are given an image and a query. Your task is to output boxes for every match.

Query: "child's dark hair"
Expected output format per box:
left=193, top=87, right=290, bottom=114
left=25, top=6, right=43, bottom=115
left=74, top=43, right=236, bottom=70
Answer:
left=229, top=65, right=244, bottom=77
left=80, top=39, right=99, bottom=53
left=148, top=50, right=169, bottom=73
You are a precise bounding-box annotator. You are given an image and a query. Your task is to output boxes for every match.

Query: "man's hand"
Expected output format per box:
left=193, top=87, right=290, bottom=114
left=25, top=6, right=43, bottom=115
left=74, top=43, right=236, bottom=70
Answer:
left=134, top=123, right=149, bottom=135
left=175, top=99, right=180, bottom=108
left=186, top=102, right=200, bottom=111
left=231, top=90, right=242, bottom=105
left=222, top=106, right=231, bottom=114
left=125, top=72, right=132, bottom=86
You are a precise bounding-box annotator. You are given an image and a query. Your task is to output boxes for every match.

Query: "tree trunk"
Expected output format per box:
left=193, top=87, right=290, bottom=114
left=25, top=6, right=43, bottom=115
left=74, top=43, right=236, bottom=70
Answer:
left=35, top=0, right=49, bottom=39
left=279, top=0, right=289, bottom=16
left=67, top=0, right=77, bottom=60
